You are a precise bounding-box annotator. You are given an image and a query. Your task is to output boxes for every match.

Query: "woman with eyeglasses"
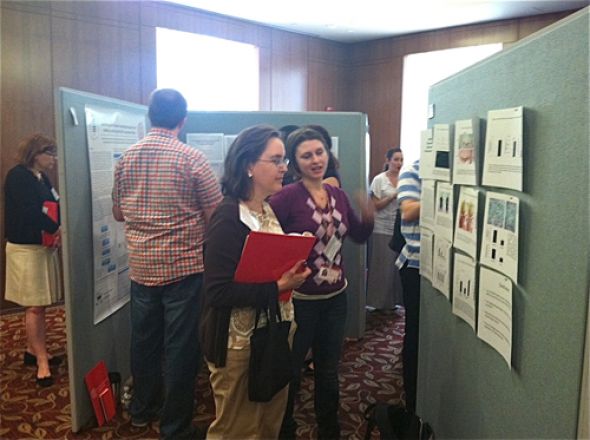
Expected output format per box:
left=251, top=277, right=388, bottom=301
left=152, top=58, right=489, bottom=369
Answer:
left=4, top=133, right=63, bottom=387
left=200, top=125, right=311, bottom=439
left=269, top=127, right=374, bottom=439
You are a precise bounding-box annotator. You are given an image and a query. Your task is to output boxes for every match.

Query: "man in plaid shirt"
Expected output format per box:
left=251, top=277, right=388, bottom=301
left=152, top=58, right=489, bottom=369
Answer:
left=112, top=89, right=222, bottom=438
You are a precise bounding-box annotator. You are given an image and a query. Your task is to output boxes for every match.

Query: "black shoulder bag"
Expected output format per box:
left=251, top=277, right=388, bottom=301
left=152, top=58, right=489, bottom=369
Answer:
left=389, top=208, right=406, bottom=253
left=364, top=402, right=434, bottom=440
left=248, top=298, right=293, bottom=402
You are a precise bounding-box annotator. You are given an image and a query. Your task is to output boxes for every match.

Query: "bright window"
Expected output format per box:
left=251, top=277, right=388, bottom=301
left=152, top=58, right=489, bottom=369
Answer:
left=156, top=28, right=260, bottom=111
left=400, top=43, right=503, bottom=163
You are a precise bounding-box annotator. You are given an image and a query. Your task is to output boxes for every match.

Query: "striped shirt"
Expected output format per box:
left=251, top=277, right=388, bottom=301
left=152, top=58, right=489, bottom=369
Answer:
left=395, top=160, right=421, bottom=269
left=112, top=128, right=222, bottom=286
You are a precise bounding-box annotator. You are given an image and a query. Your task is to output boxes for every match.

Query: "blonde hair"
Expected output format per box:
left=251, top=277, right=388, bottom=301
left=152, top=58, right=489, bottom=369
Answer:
left=15, top=133, right=56, bottom=167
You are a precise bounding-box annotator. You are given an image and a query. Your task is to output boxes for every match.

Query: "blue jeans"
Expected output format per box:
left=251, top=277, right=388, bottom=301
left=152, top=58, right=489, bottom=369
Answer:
left=280, top=292, right=348, bottom=440
left=130, top=273, right=202, bottom=439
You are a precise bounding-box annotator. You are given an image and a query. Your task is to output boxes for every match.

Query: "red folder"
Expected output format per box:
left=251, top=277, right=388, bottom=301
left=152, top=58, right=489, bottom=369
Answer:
left=41, top=201, right=59, bottom=247
left=234, top=231, right=316, bottom=300
left=84, top=361, right=116, bottom=426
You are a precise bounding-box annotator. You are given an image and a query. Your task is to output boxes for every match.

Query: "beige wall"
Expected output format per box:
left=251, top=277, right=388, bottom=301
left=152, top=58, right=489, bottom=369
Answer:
left=0, top=0, right=574, bottom=305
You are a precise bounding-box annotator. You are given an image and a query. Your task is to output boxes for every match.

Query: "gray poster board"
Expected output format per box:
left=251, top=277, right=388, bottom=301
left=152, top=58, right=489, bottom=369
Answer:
left=418, top=9, right=589, bottom=438
left=55, top=88, right=146, bottom=432
left=55, top=89, right=370, bottom=431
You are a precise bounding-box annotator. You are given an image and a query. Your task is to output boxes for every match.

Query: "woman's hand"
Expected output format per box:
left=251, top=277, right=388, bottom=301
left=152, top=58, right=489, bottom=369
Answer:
left=277, top=260, right=312, bottom=292
left=355, top=192, right=376, bottom=223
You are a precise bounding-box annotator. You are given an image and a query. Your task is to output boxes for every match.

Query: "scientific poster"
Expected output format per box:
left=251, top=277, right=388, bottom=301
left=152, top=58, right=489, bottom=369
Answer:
left=419, top=128, right=435, bottom=179
left=452, top=253, right=477, bottom=330
left=85, top=105, right=146, bottom=324
left=186, top=133, right=224, bottom=161
left=434, top=181, right=454, bottom=243
left=480, top=192, right=519, bottom=282
left=452, top=118, right=479, bottom=186
left=186, top=133, right=225, bottom=179
left=420, top=125, right=451, bottom=181
left=482, top=106, right=523, bottom=191
left=420, top=180, right=436, bottom=231
left=477, top=267, right=512, bottom=366
left=454, top=186, right=479, bottom=259
left=432, top=236, right=452, bottom=299
left=420, top=227, right=434, bottom=282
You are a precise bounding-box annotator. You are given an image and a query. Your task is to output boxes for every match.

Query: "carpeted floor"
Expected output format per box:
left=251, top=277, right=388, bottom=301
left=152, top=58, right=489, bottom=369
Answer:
left=0, top=306, right=404, bottom=439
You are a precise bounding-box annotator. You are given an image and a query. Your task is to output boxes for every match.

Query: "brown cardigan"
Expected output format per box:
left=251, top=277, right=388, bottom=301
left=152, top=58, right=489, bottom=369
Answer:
left=200, top=196, right=279, bottom=367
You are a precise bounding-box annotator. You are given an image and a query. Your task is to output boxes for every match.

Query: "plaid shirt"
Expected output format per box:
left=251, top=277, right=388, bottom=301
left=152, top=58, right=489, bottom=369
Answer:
left=112, top=128, right=222, bottom=286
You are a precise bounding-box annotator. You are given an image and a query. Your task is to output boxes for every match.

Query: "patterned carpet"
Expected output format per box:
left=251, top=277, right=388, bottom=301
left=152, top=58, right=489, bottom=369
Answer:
left=0, top=306, right=404, bottom=439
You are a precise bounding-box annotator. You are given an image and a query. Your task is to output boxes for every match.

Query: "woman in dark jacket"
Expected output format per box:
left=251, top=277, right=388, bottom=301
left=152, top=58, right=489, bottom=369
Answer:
left=200, top=125, right=311, bottom=439
left=4, top=133, right=62, bottom=387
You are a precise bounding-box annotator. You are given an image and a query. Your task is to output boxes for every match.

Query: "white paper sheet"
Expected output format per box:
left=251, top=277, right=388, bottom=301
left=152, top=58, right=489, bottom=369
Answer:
left=186, top=133, right=225, bottom=163
left=434, top=182, right=454, bottom=243
left=432, top=236, right=452, bottom=299
left=85, top=105, right=145, bottom=324
left=420, top=180, right=436, bottom=231
left=477, top=267, right=512, bottom=366
left=482, top=106, right=523, bottom=191
left=452, top=118, right=479, bottom=186
left=452, top=253, right=477, bottom=330
left=419, top=129, right=435, bottom=179
left=454, top=186, right=479, bottom=259
left=419, top=227, right=434, bottom=282
left=480, top=192, right=519, bottom=282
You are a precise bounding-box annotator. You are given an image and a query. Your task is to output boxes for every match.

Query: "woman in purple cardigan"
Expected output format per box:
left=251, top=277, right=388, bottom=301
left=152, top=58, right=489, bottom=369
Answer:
left=269, top=127, right=374, bottom=439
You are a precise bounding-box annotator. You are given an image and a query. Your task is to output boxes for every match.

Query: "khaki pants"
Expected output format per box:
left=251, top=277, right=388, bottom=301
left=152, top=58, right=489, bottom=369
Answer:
left=207, top=347, right=289, bottom=439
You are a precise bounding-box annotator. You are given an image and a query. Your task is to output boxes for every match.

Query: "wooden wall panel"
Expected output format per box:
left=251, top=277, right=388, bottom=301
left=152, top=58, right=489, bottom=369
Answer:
left=347, top=59, right=404, bottom=176
left=270, top=30, right=309, bottom=111
left=50, top=0, right=141, bottom=26
left=1, top=6, right=54, bottom=310
left=51, top=17, right=142, bottom=103
left=307, top=61, right=342, bottom=111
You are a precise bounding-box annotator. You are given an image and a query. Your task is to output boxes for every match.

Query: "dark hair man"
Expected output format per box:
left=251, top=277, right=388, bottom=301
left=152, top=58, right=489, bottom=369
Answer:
left=112, top=88, right=222, bottom=438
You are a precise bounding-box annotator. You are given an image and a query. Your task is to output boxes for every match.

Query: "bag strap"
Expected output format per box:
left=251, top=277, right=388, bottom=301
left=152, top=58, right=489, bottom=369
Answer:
left=253, top=296, right=283, bottom=330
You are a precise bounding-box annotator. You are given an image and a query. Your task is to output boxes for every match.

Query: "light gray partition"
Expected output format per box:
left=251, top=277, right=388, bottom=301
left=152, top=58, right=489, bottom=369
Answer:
left=182, top=111, right=370, bottom=339
left=55, top=88, right=147, bottom=432
left=55, top=90, right=370, bottom=431
left=418, top=9, right=589, bottom=438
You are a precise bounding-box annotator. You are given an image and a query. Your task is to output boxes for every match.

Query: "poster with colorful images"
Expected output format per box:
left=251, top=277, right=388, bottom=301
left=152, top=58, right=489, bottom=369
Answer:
left=420, top=227, right=434, bottom=282
left=432, top=236, right=452, bottom=299
left=480, top=192, right=519, bottom=282
left=454, top=186, right=479, bottom=259
left=482, top=106, right=523, bottom=191
left=452, top=118, right=479, bottom=186
left=452, top=253, right=477, bottom=330
left=477, top=266, right=512, bottom=367
left=435, top=181, right=454, bottom=243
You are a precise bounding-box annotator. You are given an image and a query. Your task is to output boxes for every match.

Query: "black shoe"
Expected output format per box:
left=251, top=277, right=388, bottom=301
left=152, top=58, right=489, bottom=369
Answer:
left=36, top=375, right=54, bottom=387
left=24, top=352, right=63, bottom=367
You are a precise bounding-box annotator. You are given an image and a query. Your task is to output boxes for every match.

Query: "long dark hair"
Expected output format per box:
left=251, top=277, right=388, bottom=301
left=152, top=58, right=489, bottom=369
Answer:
left=221, top=125, right=281, bottom=200
left=384, top=147, right=402, bottom=171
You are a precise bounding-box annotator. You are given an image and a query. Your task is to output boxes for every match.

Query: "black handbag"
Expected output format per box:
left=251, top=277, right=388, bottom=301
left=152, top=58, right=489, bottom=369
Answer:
left=248, top=298, right=293, bottom=402
left=389, top=208, right=406, bottom=253
left=364, top=403, right=434, bottom=440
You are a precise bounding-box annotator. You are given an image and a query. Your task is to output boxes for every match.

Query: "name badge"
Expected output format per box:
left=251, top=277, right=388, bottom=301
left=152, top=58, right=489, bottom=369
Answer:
left=323, top=234, right=342, bottom=262
left=317, top=265, right=341, bottom=284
